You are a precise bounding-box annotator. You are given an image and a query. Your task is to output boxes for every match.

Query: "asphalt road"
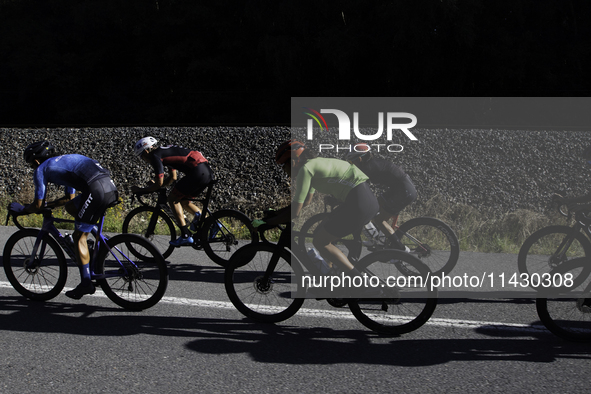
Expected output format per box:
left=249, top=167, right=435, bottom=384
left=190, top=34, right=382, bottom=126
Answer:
left=1, top=225, right=590, bottom=393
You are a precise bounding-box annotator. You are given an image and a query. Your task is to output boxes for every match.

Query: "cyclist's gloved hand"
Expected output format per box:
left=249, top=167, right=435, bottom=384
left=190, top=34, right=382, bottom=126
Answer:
left=252, top=219, right=266, bottom=228
left=8, top=202, right=25, bottom=214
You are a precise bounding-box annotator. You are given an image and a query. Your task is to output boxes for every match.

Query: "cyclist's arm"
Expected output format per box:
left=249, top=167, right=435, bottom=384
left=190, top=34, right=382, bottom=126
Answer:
left=132, top=174, right=167, bottom=194
left=44, top=193, right=76, bottom=210
left=162, top=168, right=177, bottom=188
left=23, top=198, right=45, bottom=214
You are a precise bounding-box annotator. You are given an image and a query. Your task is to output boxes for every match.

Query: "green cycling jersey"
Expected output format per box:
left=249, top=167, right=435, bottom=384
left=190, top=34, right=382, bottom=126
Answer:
left=294, top=157, right=369, bottom=203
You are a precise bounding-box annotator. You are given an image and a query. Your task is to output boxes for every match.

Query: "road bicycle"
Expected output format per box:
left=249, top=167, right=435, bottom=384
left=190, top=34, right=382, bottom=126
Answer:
left=122, top=180, right=258, bottom=267
left=297, top=199, right=459, bottom=276
left=517, top=201, right=591, bottom=341
left=518, top=204, right=591, bottom=290
left=3, top=204, right=168, bottom=311
left=224, top=216, right=438, bottom=335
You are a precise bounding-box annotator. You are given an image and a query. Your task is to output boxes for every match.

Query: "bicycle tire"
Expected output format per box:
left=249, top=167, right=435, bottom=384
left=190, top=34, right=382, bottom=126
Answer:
left=122, top=206, right=176, bottom=259
left=348, top=249, right=438, bottom=335
left=394, top=217, right=460, bottom=276
left=518, top=225, right=591, bottom=290
left=3, top=229, right=68, bottom=301
left=94, top=234, right=168, bottom=311
left=297, top=213, right=363, bottom=260
left=224, top=243, right=305, bottom=323
left=200, top=209, right=259, bottom=267
left=536, top=259, right=591, bottom=342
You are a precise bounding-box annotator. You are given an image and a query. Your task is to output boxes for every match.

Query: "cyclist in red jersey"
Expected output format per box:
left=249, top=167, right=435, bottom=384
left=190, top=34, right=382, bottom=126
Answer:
left=131, top=137, right=214, bottom=246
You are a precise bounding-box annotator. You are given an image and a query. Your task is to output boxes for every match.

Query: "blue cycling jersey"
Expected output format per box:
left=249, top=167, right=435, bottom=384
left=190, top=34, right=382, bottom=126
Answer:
left=33, top=154, right=110, bottom=200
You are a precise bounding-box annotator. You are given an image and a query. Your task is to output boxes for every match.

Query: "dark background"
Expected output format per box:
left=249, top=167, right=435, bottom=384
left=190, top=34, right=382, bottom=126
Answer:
left=1, top=0, right=590, bottom=126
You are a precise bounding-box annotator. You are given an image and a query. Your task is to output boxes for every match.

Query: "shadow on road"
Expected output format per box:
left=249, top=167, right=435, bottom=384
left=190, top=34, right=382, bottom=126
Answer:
left=1, top=295, right=590, bottom=367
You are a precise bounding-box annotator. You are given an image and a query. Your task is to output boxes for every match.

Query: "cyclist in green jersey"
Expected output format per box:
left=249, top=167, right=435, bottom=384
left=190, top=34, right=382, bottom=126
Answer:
left=260, top=140, right=379, bottom=276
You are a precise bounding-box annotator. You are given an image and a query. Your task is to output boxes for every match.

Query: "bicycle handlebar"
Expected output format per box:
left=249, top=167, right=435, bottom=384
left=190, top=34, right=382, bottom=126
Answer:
left=6, top=208, right=53, bottom=230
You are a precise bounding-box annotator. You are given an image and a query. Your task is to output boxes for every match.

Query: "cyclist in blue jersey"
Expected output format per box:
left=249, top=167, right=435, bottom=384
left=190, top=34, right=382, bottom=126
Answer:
left=9, top=141, right=119, bottom=299
left=131, top=136, right=214, bottom=246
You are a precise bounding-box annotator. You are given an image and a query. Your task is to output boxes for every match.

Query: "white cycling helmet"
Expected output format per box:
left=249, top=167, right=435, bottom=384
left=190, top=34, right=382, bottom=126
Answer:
left=134, top=136, right=158, bottom=156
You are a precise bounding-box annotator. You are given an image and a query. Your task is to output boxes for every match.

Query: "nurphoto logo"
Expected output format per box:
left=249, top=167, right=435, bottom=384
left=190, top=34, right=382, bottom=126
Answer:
left=302, top=108, right=418, bottom=153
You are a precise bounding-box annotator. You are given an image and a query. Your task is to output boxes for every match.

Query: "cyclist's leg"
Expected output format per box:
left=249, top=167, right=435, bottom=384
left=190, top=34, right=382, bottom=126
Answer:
left=374, top=176, right=417, bottom=249
left=169, top=164, right=213, bottom=243
left=65, top=177, right=118, bottom=298
left=313, top=226, right=355, bottom=271
left=317, top=182, right=379, bottom=274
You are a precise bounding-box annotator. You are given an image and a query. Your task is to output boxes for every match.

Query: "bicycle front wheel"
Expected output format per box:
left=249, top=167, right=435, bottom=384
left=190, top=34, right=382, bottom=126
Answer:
left=395, top=217, right=460, bottom=276
left=518, top=225, right=591, bottom=290
left=94, top=234, right=168, bottom=311
left=122, top=206, right=176, bottom=259
left=348, top=249, right=438, bottom=335
left=3, top=229, right=68, bottom=301
left=224, top=243, right=305, bottom=323
left=200, top=209, right=258, bottom=267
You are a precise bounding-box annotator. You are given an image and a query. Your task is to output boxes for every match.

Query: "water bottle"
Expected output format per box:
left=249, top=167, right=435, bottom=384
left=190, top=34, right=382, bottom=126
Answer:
left=307, top=248, right=332, bottom=275
left=362, top=222, right=380, bottom=246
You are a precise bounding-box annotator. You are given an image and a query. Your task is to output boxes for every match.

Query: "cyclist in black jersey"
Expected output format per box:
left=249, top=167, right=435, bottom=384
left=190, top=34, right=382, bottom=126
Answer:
left=131, top=136, right=214, bottom=246
left=344, top=143, right=417, bottom=250
left=9, top=141, right=119, bottom=299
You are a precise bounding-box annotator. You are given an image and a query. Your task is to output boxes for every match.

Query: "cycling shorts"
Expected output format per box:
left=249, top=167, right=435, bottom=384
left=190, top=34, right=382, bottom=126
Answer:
left=172, top=162, right=214, bottom=199
left=321, top=182, right=379, bottom=238
left=378, top=174, right=417, bottom=215
left=72, top=176, right=119, bottom=233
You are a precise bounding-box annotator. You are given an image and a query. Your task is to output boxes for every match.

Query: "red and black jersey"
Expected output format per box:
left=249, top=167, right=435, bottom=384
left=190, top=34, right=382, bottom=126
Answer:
left=150, top=145, right=208, bottom=177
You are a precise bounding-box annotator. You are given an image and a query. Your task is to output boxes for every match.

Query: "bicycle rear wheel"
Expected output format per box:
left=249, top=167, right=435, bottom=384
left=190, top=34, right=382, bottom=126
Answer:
left=94, top=234, right=168, bottom=311
left=395, top=217, right=459, bottom=276
left=122, top=206, right=176, bottom=259
left=535, top=259, right=591, bottom=342
left=224, top=243, right=305, bottom=323
left=200, top=209, right=258, bottom=267
left=518, top=225, right=591, bottom=290
left=3, top=229, right=68, bottom=301
left=348, top=249, right=437, bottom=335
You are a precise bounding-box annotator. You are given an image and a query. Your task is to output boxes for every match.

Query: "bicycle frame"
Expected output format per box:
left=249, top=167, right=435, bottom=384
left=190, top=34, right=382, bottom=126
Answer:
left=137, top=182, right=218, bottom=232
left=26, top=211, right=137, bottom=281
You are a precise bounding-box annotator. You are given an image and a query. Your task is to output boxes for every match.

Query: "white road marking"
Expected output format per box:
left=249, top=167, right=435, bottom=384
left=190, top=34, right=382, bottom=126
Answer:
left=0, top=281, right=548, bottom=333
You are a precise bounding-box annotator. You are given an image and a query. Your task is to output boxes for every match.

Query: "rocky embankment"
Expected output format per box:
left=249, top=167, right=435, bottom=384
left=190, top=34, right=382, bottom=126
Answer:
left=1, top=127, right=590, bottom=218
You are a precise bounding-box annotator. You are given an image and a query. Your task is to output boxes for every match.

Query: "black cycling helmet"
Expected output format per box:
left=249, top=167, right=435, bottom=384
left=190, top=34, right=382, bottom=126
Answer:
left=583, top=146, right=591, bottom=164
left=23, top=141, right=56, bottom=164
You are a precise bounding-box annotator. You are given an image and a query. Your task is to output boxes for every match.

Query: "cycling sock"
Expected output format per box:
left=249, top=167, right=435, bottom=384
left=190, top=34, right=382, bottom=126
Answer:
left=180, top=225, right=190, bottom=237
left=80, top=264, right=91, bottom=286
